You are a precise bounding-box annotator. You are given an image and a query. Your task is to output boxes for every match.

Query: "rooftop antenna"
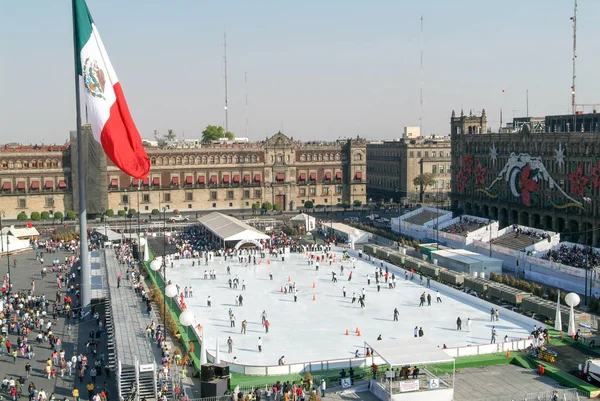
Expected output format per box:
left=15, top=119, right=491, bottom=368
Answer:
left=223, top=30, right=229, bottom=136
left=419, top=15, right=424, bottom=135
left=526, top=89, right=529, bottom=118
left=245, top=71, right=249, bottom=138
left=570, top=0, right=577, bottom=115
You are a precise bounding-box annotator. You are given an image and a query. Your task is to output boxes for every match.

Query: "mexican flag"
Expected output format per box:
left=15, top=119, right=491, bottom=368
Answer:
left=73, top=0, right=150, bottom=179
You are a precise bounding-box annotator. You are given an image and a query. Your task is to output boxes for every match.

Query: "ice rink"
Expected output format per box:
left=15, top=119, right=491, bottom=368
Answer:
left=166, top=249, right=530, bottom=366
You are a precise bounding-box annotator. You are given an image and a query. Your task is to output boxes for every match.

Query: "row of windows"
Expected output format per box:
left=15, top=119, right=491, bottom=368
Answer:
left=15, top=197, right=56, bottom=209
left=150, top=154, right=261, bottom=166
left=368, top=178, right=451, bottom=190
left=1, top=159, right=62, bottom=169
left=409, top=151, right=451, bottom=158
left=299, top=153, right=342, bottom=162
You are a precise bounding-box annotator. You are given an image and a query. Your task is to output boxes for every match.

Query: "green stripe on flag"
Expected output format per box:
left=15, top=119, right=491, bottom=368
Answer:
left=73, top=0, right=95, bottom=75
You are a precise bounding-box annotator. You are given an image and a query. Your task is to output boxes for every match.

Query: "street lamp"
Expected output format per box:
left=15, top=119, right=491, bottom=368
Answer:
left=179, top=309, right=195, bottom=356
left=0, top=210, right=8, bottom=294
left=151, top=258, right=177, bottom=326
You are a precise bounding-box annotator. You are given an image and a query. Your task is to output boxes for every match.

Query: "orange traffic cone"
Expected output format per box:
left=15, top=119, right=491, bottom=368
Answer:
left=559, top=332, right=563, bottom=339
left=313, top=294, right=316, bottom=301
left=357, top=330, right=361, bottom=336
left=506, top=350, right=511, bottom=358
left=280, top=286, right=284, bottom=292
left=355, top=327, right=359, bottom=334
left=312, top=282, right=316, bottom=289
left=258, top=260, right=262, bottom=265
left=267, top=259, right=271, bottom=265
left=288, top=276, right=291, bottom=282
left=345, top=329, right=349, bottom=335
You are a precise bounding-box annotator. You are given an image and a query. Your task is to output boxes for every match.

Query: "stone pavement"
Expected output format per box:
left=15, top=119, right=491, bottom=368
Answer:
left=0, top=247, right=116, bottom=400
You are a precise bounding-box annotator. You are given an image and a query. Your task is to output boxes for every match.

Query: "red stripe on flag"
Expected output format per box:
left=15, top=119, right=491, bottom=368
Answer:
left=100, top=83, right=150, bottom=179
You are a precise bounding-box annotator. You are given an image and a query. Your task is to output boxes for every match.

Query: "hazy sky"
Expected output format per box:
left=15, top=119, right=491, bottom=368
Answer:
left=1, top=0, right=599, bottom=145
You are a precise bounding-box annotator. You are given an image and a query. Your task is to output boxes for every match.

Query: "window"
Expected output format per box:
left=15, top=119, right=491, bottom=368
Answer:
left=409, top=151, right=414, bottom=158
left=439, top=165, right=445, bottom=174
left=229, top=202, right=233, bottom=207
left=45, top=197, right=54, bottom=207
left=310, top=187, right=316, bottom=195
left=142, top=194, right=150, bottom=203
left=227, top=190, right=234, bottom=199
left=299, top=188, right=306, bottom=196
left=122, top=195, right=129, bottom=204
left=254, top=189, right=262, bottom=198
left=188, top=204, right=192, bottom=209
left=211, top=191, right=218, bottom=200
left=212, top=203, right=217, bottom=208
left=185, top=192, right=193, bottom=201
left=432, top=165, right=437, bottom=174
left=425, top=151, right=429, bottom=158
left=145, top=205, right=149, bottom=211
left=243, top=190, right=250, bottom=199
left=245, top=202, right=250, bottom=207
left=163, top=193, right=171, bottom=202
left=432, top=151, right=436, bottom=158
left=18, top=199, right=26, bottom=209
left=417, top=151, right=422, bottom=158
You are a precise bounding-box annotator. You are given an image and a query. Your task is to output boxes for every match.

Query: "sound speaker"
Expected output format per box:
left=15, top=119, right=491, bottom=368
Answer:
left=132, top=244, right=139, bottom=260
left=201, top=363, right=215, bottom=382
left=214, top=364, right=229, bottom=378
left=201, top=376, right=230, bottom=398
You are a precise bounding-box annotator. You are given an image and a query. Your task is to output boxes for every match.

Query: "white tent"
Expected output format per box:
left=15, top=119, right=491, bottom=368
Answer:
left=198, top=213, right=270, bottom=244
left=95, top=227, right=122, bottom=242
left=290, top=213, right=316, bottom=231
left=0, top=232, right=31, bottom=254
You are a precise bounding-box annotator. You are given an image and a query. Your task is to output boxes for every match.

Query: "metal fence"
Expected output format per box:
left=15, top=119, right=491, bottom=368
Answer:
left=466, top=387, right=581, bottom=401
left=186, top=396, right=232, bottom=401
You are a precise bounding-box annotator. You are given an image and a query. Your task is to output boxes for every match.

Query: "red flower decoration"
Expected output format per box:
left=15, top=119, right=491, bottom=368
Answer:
left=474, top=161, right=486, bottom=185
left=591, top=160, right=600, bottom=189
left=519, top=164, right=538, bottom=207
left=456, top=170, right=468, bottom=192
left=569, top=165, right=589, bottom=197
left=462, top=153, right=474, bottom=175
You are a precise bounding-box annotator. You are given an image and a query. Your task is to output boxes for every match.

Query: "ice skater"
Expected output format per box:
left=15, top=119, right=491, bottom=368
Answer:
left=490, top=326, right=497, bottom=343
left=258, top=337, right=262, bottom=352
left=427, top=293, right=431, bottom=306
left=241, top=319, right=247, bottom=334
left=456, top=317, right=462, bottom=331
left=351, top=292, right=356, bottom=303
left=342, top=286, right=346, bottom=297
left=436, top=291, right=442, bottom=303
left=366, top=274, right=371, bottom=285
left=261, top=311, right=268, bottom=324
left=207, top=296, right=212, bottom=307
left=393, top=308, right=399, bottom=321
left=467, top=318, right=472, bottom=332
left=359, top=296, right=365, bottom=309
left=227, top=337, right=233, bottom=353
left=331, top=272, right=337, bottom=282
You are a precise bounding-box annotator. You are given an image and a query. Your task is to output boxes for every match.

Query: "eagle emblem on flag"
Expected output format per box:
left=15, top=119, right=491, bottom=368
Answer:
left=83, top=57, right=106, bottom=99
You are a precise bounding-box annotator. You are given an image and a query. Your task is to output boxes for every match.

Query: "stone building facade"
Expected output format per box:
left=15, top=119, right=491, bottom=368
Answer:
left=0, top=131, right=366, bottom=219
left=366, top=137, right=451, bottom=204
left=450, top=110, right=600, bottom=246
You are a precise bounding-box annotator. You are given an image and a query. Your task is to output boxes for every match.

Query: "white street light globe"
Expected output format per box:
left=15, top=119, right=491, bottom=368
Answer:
left=139, top=238, right=146, bottom=247
left=165, top=284, right=178, bottom=298
left=150, top=259, right=161, bottom=271
left=179, top=310, right=194, bottom=327
left=565, top=292, right=580, bottom=307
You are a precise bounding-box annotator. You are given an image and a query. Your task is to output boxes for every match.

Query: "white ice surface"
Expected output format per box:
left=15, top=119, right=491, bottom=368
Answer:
left=166, top=250, right=530, bottom=366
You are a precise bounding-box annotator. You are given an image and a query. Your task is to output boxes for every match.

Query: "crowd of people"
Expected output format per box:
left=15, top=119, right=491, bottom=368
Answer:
left=439, top=216, right=487, bottom=236
left=541, top=244, right=600, bottom=269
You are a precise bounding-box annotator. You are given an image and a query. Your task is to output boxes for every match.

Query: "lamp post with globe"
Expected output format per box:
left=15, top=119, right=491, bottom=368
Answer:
left=150, top=258, right=177, bottom=326
left=179, top=308, right=196, bottom=362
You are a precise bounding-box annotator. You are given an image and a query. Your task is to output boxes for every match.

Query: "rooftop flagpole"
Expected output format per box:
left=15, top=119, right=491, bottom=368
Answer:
left=72, top=0, right=91, bottom=315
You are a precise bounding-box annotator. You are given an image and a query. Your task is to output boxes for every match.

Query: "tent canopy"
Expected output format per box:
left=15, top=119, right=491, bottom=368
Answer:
left=365, top=339, right=453, bottom=367
left=198, top=213, right=270, bottom=243
left=7, top=226, right=40, bottom=238
left=95, top=227, right=122, bottom=242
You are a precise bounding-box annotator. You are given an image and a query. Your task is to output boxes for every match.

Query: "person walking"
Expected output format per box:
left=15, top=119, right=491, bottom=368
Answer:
left=490, top=326, right=497, bottom=344
left=413, top=326, right=418, bottom=338
left=264, top=320, right=270, bottom=333
left=436, top=291, right=442, bottom=303
left=320, top=379, right=326, bottom=397
left=342, top=286, right=346, bottom=297
left=227, top=337, right=233, bottom=353
left=230, top=314, right=236, bottom=328
left=456, top=317, right=462, bottom=331
left=257, top=337, right=262, bottom=353
left=393, top=308, right=399, bottom=321
left=241, top=319, right=247, bottom=334
left=495, top=309, right=500, bottom=321
left=427, top=293, right=432, bottom=306
left=418, top=327, right=424, bottom=337
left=467, top=318, right=472, bottom=332
left=490, top=308, right=495, bottom=322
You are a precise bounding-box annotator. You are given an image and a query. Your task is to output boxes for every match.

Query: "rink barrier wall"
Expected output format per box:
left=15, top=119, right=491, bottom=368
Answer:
left=442, top=338, right=534, bottom=358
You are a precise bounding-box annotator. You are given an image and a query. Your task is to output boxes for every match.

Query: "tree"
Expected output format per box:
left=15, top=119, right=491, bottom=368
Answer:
left=105, top=209, right=115, bottom=217
left=30, top=212, right=41, bottom=221
left=128, top=208, right=137, bottom=217
left=342, top=200, right=350, bottom=210
left=273, top=203, right=282, bottom=212
left=151, top=209, right=160, bottom=216
left=353, top=200, right=362, bottom=208
left=66, top=210, right=77, bottom=220
left=413, top=173, right=437, bottom=200
left=261, top=202, right=272, bottom=211
left=201, top=125, right=234, bottom=143
left=251, top=203, right=260, bottom=215
left=173, top=209, right=180, bottom=215
left=40, top=211, right=50, bottom=220
left=304, top=201, right=314, bottom=210
left=17, top=212, right=27, bottom=221
left=164, top=128, right=176, bottom=141
left=117, top=210, right=127, bottom=217
left=53, top=211, right=64, bottom=221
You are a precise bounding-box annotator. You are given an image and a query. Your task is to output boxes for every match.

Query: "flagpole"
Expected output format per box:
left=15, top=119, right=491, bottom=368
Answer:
left=72, top=0, right=91, bottom=315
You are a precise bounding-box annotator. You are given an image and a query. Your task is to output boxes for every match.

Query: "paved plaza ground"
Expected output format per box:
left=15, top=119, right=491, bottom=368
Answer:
left=166, top=248, right=531, bottom=366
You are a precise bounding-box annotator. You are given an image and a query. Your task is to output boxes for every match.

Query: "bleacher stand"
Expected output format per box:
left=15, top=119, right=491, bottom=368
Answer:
left=404, top=211, right=442, bottom=225
left=492, top=225, right=550, bottom=251
left=541, top=244, right=600, bottom=269
left=440, top=216, right=487, bottom=237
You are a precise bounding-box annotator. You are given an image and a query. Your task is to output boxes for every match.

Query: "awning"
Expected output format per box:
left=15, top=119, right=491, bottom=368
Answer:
left=2, top=182, right=11, bottom=190
left=254, top=174, right=261, bottom=182
left=58, top=180, right=67, bottom=189
left=276, top=173, right=285, bottom=181
left=45, top=180, right=53, bottom=189
left=355, top=172, right=362, bottom=179
left=172, top=177, right=179, bottom=185
left=233, top=175, right=240, bottom=183
left=243, top=174, right=250, bottom=183
left=210, top=175, right=217, bottom=184
left=336, top=171, right=342, bottom=179
left=324, top=172, right=332, bottom=180
left=132, top=178, right=139, bottom=186
left=198, top=176, right=206, bottom=184
left=298, top=173, right=306, bottom=180
left=142, top=177, right=149, bottom=185
left=17, top=181, right=25, bottom=190
left=110, top=179, right=118, bottom=187
left=30, top=181, right=40, bottom=190
left=185, top=176, right=193, bottom=185
left=152, top=177, right=160, bottom=185
left=223, top=175, right=230, bottom=183
left=309, top=172, right=316, bottom=180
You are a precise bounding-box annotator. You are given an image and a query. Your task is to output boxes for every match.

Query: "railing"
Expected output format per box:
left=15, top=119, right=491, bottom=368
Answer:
left=185, top=395, right=232, bottom=401
left=467, top=387, right=581, bottom=401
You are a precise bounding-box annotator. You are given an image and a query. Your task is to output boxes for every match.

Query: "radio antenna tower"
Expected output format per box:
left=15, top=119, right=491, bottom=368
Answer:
left=245, top=71, right=249, bottom=137
left=419, top=15, right=424, bottom=135
left=570, top=0, right=577, bottom=115
left=223, top=30, right=229, bottom=136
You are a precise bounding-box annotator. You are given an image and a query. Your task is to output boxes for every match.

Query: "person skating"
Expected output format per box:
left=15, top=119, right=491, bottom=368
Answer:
left=436, top=291, right=442, bottom=303
left=393, top=308, right=399, bottom=321
left=358, top=296, right=365, bottom=309
left=230, top=314, right=236, bottom=327
left=427, top=293, right=432, bottom=306
left=376, top=334, right=382, bottom=340
left=467, top=318, right=472, bottom=332
left=238, top=294, right=243, bottom=306
left=257, top=337, right=262, bottom=352
left=227, top=337, right=233, bottom=353
left=241, top=319, right=247, bottom=334
left=418, top=327, right=424, bottom=337
left=207, top=296, right=212, bottom=307
left=264, top=320, right=270, bottom=333
left=377, top=283, right=381, bottom=292
left=413, top=326, right=418, bottom=337
left=331, top=272, right=337, bottom=282
left=367, top=274, right=371, bottom=285
left=362, top=287, right=366, bottom=300
left=293, top=289, right=298, bottom=302
left=490, top=326, right=497, bottom=343
left=342, top=286, right=346, bottom=297
left=456, top=317, right=462, bottom=331
left=419, top=293, right=425, bottom=307
left=351, top=293, right=356, bottom=303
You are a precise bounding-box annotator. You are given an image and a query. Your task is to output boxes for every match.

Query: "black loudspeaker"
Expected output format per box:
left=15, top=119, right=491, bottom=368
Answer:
left=201, top=377, right=230, bottom=398
left=132, top=244, right=139, bottom=260
left=214, top=364, right=229, bottom=377
left=201, top=363, right=215, bottom=382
